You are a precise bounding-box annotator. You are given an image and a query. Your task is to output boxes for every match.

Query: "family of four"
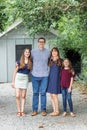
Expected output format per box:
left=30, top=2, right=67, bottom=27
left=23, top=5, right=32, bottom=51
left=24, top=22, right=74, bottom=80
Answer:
left=11, top=37, right=75, bottom=117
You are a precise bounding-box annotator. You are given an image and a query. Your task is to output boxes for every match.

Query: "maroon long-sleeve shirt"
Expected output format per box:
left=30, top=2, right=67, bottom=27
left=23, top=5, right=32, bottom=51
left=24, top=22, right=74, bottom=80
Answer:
left=60, top=69, right=73, bottom=88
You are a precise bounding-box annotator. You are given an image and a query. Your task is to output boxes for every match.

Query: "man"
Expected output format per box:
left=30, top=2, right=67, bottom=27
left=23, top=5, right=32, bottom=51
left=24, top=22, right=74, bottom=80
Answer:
left=31, top=37, right=50, bottom=116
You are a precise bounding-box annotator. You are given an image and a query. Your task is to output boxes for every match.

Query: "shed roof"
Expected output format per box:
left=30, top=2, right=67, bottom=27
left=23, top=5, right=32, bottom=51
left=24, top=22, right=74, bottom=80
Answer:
left=0, top=19, right=22, bottom=38
left=0, top=19, right=58, bottom=38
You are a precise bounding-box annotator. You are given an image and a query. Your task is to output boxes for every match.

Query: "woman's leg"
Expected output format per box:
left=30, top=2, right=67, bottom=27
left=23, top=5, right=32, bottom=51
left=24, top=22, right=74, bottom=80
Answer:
left=50, top=94, right=55, bottom=112
left=52, top=94, right=59, bottom=113
left=21, top=89, right=27, bottom=114
left=50, top=94, right=59, bottom=116
left=15, top=88, right=21, bottom=114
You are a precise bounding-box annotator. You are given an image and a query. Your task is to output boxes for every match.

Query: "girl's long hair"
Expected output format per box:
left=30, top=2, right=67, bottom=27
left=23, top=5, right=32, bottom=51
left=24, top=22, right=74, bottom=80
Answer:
left=19, top=48, right=32, bottom=70
left=62, top=58, right=74, bottom=73
left=49, top=47, right=62, bottom=66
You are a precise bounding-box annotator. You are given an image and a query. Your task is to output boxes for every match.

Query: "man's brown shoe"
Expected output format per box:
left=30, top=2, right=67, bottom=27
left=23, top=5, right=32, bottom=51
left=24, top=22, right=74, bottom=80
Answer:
left=41, top=111, right=47, bottom=116
left=31, top=111, right=38, bottom=116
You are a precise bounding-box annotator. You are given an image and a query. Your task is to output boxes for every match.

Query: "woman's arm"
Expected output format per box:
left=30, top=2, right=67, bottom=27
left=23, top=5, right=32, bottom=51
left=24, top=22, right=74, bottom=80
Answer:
left=11, top=64, right=19, bottom=88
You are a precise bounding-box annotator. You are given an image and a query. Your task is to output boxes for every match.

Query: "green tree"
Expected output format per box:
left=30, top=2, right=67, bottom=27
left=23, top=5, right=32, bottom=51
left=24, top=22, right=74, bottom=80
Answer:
left=15, top=0, right=79, bottom=35
left=0, top=0, right=17, bottom=32
left=0, top=0, right=9, bottom=31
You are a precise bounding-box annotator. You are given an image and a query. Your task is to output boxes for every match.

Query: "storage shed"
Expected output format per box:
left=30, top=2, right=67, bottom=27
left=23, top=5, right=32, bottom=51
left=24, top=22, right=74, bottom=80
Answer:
left=0, top=20, right=56, bottom=82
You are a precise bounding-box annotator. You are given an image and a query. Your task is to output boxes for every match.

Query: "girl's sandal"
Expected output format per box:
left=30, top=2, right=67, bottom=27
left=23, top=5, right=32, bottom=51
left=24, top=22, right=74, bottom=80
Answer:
left=21, top=112, right=25, bottom=116
left=70, top=112, right=75, bottom=117
left=17, top=112, right=21, bottom=117
left=62, top=112, right=67, bottom=117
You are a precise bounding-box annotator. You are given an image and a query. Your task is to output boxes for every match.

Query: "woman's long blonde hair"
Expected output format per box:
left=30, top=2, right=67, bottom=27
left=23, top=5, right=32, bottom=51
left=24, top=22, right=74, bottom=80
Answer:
left=19, top=48, right=32, bottom=70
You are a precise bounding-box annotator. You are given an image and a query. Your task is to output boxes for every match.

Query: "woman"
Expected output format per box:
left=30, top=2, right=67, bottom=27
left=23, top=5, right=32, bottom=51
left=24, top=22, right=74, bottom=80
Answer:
left=47, top=47, right=62, bottom=116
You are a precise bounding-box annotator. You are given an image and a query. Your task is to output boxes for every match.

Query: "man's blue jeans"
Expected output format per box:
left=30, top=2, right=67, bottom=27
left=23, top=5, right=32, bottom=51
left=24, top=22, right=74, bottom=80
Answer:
left=32, top=76, right=48, bottom=112
left=62, top=88, right=73, bottom=112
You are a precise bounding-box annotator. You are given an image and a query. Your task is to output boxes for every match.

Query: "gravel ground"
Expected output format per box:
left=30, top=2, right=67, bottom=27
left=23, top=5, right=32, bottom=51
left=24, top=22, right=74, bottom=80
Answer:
left=0, top=82, right=87, bottom=130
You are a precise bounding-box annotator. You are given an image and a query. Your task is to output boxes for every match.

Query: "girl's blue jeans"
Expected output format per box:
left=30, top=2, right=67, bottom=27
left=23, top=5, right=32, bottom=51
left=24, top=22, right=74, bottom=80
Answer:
left=62, top=88, right=73, bottom=112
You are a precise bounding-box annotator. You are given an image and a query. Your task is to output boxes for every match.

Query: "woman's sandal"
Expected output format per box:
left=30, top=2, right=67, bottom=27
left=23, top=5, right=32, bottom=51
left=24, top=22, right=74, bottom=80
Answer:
left=49, top=112, right=55, bottom=116
left=21, top=112, right=25, bottom=116
left=17, top=112, right=21, bottom=117
left=50, top=112, right=59, bottom=116
left=54, top=112, right=60, bottom=116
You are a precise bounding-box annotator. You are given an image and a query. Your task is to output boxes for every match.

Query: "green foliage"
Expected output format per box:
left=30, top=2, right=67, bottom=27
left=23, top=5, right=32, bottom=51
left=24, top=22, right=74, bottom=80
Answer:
left=14, top=0, right=80, bottom=35
left=79, top=69, right=87, bottom=87
left=58, top=13, right=81, bottom=49
left=14, top=0, right=62, bottom=35
left=0, top=0, right=16, bottom=32
left=0, top=0, right=9, bottom=31
left=0, top=0, right=87, bottom=85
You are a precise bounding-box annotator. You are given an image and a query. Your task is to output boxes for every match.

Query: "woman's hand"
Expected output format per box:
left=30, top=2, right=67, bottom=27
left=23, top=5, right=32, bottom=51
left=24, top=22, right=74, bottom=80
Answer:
left=11, top=82, right=15, bottom=88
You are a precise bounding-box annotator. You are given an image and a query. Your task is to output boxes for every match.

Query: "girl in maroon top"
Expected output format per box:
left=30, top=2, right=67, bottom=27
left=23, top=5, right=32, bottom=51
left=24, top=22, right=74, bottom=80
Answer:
left=61, top=58, right=75, bottom=117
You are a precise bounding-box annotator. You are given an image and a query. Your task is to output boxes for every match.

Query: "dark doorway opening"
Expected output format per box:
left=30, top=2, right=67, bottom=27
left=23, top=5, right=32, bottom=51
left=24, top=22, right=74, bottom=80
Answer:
left=65, top=49, right=81, bottom=74
left=16, top=45, right=32, bottom=81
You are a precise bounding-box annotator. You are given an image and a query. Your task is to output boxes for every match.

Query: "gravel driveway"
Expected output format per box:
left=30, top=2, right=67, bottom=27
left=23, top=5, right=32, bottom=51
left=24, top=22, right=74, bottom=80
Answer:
left=0, top=83, right=87, bottom=130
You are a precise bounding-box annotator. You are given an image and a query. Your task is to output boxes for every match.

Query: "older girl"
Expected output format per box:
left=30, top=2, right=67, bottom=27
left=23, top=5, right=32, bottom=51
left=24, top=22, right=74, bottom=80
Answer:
left=47, top=47, right=62, bottom=116
left=11, top=48, right=32, bottom=116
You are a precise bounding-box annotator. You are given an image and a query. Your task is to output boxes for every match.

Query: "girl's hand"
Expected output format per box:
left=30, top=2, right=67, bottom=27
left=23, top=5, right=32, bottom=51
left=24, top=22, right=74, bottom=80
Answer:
left=68, top=87, right=72, bottom=93
left=11, top=82, right=15, bottom=88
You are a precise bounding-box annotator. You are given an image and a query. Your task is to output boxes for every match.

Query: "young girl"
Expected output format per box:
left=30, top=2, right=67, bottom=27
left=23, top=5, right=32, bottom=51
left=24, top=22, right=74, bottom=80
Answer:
left=47, top=47, right=62, bottom=116
left=61, top=58, right=75, bottom=117
left=11, top=48, right=32, bottom=116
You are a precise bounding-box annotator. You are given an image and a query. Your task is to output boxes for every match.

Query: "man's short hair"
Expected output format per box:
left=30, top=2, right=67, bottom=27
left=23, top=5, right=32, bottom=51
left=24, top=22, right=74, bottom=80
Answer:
left=38, top=37, right=46, bottom=43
